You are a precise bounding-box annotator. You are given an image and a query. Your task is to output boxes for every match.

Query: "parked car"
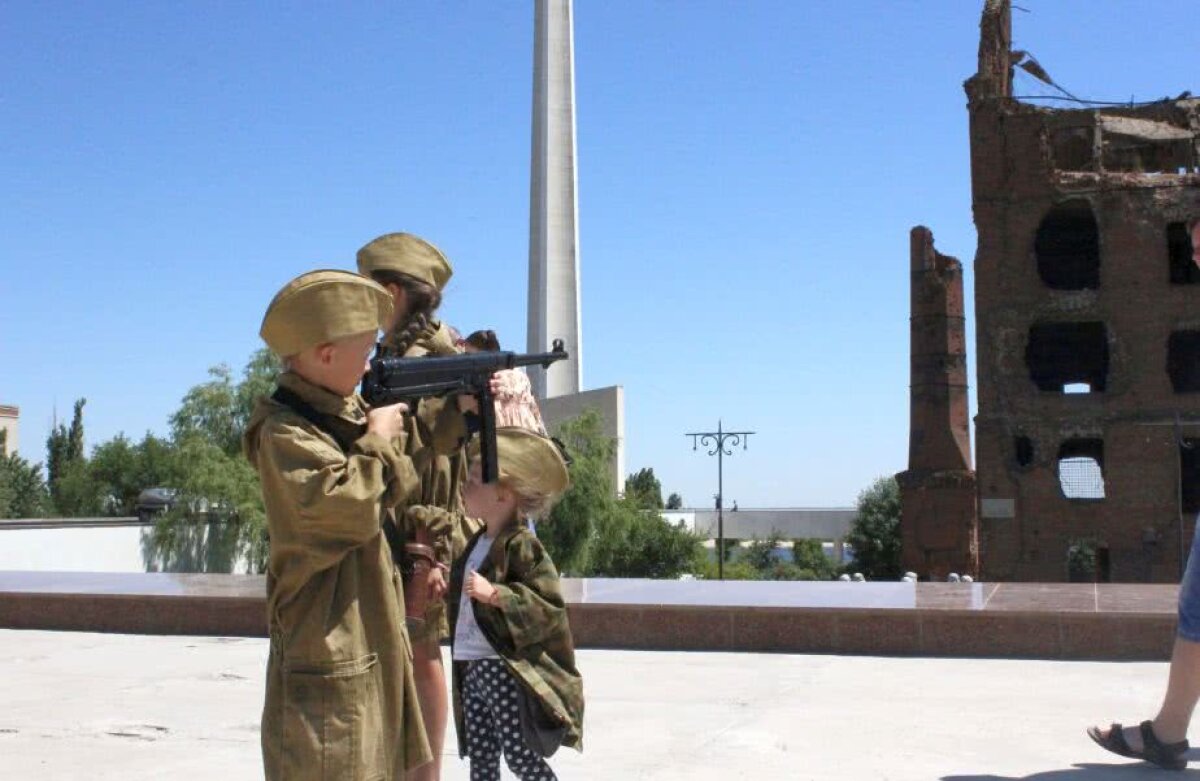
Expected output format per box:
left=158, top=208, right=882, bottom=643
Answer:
left=135, top=487, right=235, bottom=523
left=134, top=487, right=179, bottom=522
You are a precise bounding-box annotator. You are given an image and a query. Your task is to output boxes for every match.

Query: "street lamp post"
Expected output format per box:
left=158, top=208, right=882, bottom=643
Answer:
left=687, top=420, right=754, bottom=580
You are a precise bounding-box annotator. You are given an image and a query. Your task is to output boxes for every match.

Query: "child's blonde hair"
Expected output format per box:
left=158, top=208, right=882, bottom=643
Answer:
left=473, top=427, right=571, bottom=522
left=500, top=473, right=563, bottom=522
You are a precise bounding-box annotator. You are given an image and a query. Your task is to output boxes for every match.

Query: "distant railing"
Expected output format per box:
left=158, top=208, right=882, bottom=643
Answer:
left=0, top=516, right=144, bottom=530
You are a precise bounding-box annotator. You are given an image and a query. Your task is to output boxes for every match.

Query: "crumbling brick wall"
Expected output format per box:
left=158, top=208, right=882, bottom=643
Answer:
left=967, top=0, right=1200, bottom=582
left=899, top=227, right=979, bottom=579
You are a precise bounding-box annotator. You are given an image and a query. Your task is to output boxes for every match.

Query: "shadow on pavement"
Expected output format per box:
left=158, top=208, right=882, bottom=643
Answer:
left=944, top=759, right=1200, bottom=780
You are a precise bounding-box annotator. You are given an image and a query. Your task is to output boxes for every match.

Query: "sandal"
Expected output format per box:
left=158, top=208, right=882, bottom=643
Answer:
left=1087, top=721, right=1189, bottom=771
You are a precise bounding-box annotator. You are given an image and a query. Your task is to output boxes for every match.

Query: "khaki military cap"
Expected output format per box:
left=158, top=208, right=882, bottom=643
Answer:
left=259, top=269, right=392, bottom=356
left=356, top=232, right=453, bottom=291
left=471, top=427, right=571, bottom=497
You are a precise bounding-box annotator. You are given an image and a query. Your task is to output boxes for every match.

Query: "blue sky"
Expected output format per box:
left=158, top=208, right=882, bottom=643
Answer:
left=2, top=1, right=1196, bottom=508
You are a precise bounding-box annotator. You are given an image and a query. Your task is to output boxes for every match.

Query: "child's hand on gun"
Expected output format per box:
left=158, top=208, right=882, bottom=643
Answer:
left=366, top=402, right=409, bottom=440
left=465, top=570, right=501, bottom=607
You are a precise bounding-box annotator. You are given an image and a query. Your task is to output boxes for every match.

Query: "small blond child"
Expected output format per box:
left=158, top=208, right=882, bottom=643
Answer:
left=244, top=269, right=431, bottom=780
left=446, top=428, right=583, bottom=781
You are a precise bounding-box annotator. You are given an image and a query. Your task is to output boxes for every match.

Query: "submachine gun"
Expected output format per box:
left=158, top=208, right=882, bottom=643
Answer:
left=360, top=339, right=568, bottom=483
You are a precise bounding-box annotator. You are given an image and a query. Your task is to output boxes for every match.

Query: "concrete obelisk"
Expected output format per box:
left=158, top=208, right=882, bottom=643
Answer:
left=527, top=0, right=582, bottom=399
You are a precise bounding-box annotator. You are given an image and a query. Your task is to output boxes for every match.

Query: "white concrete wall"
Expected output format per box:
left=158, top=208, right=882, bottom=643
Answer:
left=540, top=386, right=624, bottom=494
left=662, top=508, right=855, bottom=541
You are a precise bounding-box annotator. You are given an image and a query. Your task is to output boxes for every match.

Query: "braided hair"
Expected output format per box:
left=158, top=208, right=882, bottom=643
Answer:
left=371, top=269, right=443, bottom=356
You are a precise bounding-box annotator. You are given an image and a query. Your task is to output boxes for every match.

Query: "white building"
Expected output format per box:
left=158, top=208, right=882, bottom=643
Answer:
left=0, top=405, right=18, bottom=456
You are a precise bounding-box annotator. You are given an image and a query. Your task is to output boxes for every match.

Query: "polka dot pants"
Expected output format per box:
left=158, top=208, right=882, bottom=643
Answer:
left=463, top=659, right=557, bottom=781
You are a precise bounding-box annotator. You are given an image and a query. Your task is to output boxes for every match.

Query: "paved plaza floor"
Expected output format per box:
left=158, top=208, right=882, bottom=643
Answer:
left=2, top=629, right=1198, bottom=780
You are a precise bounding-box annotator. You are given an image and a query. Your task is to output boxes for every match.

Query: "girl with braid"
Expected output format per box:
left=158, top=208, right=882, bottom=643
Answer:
left=357, top=231, right=482, bottom=781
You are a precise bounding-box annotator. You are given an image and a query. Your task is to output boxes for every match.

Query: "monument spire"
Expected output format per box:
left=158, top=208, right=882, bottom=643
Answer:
left=527, top=0, right=582, bottom=399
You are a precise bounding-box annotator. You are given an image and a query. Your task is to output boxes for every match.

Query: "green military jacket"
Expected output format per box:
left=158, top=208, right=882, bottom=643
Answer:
left=446, top=524, right=584, bottom=756
left=244, top=371, right=432, bottom=780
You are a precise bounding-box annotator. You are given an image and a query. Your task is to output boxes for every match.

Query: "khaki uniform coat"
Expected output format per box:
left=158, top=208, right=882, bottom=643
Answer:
left=245, top=372, right=432, bottom=780
left=381, top=320, right=482, bottom=640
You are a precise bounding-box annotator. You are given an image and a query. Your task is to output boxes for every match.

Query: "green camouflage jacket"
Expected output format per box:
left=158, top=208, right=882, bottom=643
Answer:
left=447, top=524, right=584, bottom=756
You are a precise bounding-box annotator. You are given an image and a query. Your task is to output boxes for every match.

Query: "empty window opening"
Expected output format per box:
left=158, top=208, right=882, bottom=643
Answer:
left=1051, top=127, right=1094, bottom=171
left=1058, top=439, right=1105, bottom=500
left=1182, top=438, right=1200, bottom=516
left=1027, top=322, right=1109, bottom=393
left=1168, top=222, right=1200, bottom=284
left=1168, top=331, right=1200, bottom=393
left=1101, top=124, right=1195, bottom=174
left=1095, top=546, right=1112, bottom=583
left=1014, top=436, right=1034, bottom=467
left=1035, top=200, right=1100, bottom=290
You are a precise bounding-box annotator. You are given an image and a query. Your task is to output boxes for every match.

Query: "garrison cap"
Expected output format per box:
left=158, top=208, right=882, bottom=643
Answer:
left=259, top=269, right=392, bottom=357
left=356, top=232, right=453, bottom=291
left=471, top=427, right=571, bottom=497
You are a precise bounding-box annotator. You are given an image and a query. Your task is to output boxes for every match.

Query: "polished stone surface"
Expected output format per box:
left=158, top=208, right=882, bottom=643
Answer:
left=569, top=578, right=923, bottom=608
left=0, top=572, right=1181, bottom=659
left=0, top=572, right=1179, bottom=613
left=0, top=571, right=266, bottom=596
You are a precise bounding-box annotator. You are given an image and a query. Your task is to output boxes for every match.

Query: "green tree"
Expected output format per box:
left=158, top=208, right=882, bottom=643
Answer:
left=236, top=349, right=283, bottom=431
left=624, top=467, right=664, bottom=510
left=0, top=445, right=50, bottom=519
left=170, top=365, right=241, bottom=456
left=46, top=398, right=88, bottom=514
left=144, top=436, right=268, bottom=573
left=741, top=531, right=785, bottom=572
left=171, top=349, right=281, bottom=457
left=844, top=476, right=902, bottom=580
left=540, top=409, right=705, bottom=578
left=695, top=557, right=760, bottom=581
left=89, top=433, right=180, bottom=515
left=719, top=537, right=742, bottom=563
left=792, top=538, right=838, bottom=580
left=540, top=409, right=612, bottom=574
left=52, top=459, right=103, bottom=516
left=665, top=492, right=683, bottom=510
left=587, top=504, right=704, bottom=579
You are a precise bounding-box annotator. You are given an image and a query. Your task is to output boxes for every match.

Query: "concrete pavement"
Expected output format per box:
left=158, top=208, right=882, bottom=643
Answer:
left=1, top=629, right=1195, bottom=780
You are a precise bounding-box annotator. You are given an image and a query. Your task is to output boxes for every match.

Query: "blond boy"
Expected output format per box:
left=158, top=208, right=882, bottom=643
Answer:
left=245, top=269, right=431, bottom=780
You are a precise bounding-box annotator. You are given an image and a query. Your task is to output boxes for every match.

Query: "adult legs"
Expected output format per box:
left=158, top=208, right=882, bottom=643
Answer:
left=1097, top=637, right=1200, bottom=751
left=1093, top=516, right=1200, bottom=753
left=410, top=638, right=449, bottom=781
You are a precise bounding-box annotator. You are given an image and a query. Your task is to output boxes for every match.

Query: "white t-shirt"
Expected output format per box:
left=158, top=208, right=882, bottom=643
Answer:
left=453, top=534, right=500, bottom=661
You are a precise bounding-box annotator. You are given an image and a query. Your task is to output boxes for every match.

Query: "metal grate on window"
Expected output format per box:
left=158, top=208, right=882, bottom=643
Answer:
left=1058, top=457, right=1106, bottom=499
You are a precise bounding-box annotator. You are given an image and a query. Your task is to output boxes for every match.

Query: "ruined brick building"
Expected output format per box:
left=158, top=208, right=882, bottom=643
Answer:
left=903, top=0, right=1200, bottom=582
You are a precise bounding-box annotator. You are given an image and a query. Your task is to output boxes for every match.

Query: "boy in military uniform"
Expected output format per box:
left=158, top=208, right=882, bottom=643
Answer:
left=448, top=427, right=585, bottom=781
left=244, top=269, right=433, bottom=780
